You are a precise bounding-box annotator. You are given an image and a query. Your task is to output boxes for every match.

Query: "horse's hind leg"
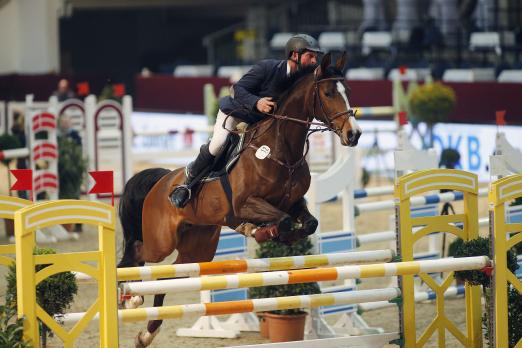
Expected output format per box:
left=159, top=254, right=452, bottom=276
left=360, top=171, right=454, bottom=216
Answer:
left=135, top=224, right=221, bottom=348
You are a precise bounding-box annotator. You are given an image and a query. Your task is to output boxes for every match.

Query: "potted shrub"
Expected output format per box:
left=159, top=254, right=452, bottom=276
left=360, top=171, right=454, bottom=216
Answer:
left=452, top=237, right=521, bottom=347
left=57, top=136, right=87, bottom=231
left=250, top=238, right=320, bottom=342
left=409, top=81, right=456, bottom=148
left=6, top=247, right=78, bottom=348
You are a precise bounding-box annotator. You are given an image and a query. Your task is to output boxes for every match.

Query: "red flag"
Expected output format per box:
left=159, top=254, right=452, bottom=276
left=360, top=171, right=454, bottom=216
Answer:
left=10, top=169, right=33, bottom=191
left=113, top=84, right=125, bottom=97
left=89, top=171, right=114, bottom=205
left=496, top=110, right=506, bottom=126
left=77, top=82, right=90, bottom=96
left=399, top=66, right=408, bottom=75
left=398, top=111, right=408, bottom=126
left=89, top=171, right=113, bottom=194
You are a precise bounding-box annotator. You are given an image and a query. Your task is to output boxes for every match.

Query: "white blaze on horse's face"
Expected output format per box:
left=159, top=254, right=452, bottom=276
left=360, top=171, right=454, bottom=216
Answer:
left=336, top=81, right=362, bottom=147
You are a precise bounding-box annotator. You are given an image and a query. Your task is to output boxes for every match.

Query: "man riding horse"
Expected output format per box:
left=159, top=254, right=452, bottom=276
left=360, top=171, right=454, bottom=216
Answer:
left=120, top=34, right=362, bottom=347
left=170, top=34, right=323, bottom=208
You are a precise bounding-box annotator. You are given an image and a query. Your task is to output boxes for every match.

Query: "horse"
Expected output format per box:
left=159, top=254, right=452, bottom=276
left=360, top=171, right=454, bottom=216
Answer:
left=118, top=52, right=362, bottom=347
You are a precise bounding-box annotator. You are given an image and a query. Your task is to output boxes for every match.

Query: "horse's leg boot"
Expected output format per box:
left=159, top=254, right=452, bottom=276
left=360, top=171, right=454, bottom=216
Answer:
left=170, top=143, right=215, bottom=208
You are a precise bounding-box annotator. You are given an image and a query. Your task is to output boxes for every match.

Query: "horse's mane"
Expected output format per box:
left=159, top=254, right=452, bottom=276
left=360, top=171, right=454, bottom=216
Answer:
left=275, top=64, right=345, bottom=106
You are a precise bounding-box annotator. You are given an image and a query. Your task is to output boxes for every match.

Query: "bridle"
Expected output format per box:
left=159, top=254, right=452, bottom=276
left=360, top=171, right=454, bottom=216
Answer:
left=311, top=74, right=357, bottom=136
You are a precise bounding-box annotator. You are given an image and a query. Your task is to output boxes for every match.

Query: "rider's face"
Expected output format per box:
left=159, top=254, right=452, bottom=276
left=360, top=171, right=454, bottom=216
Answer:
left=300, top=51, right=318, bottom=66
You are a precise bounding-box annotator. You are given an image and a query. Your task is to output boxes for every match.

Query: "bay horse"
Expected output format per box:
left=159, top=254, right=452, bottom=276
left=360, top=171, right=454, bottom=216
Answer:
left=118, top=52, right=362, bottom=347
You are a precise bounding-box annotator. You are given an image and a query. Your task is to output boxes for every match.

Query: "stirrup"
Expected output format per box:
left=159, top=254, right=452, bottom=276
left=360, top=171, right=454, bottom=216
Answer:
left=169, top=185, right=192, bottom=208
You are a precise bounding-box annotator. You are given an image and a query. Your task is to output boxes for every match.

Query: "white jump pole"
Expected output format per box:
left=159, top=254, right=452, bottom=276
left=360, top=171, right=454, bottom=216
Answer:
left=121, top=256, right=489, bottom=297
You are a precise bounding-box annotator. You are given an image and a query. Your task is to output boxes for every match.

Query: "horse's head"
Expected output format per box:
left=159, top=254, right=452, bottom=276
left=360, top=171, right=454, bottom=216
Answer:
left=312, top=52, right=362, bottom=147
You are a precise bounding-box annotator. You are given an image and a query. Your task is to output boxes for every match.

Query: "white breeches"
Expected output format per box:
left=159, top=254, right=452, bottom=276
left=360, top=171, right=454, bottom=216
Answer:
left=209, top=110, right=239, bottom=156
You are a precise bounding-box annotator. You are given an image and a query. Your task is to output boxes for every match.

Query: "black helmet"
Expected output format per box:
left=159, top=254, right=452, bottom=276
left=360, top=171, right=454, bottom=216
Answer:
left=285, top=34, right=323, bottom=58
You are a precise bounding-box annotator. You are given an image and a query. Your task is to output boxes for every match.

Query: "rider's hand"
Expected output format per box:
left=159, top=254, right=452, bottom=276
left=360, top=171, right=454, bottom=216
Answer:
left=256, top=97, right=276, bottom=113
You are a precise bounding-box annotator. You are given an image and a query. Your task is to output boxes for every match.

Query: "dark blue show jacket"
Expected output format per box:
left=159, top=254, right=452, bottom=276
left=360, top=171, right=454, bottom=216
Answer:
left=218, top=59, right=288, bottom=124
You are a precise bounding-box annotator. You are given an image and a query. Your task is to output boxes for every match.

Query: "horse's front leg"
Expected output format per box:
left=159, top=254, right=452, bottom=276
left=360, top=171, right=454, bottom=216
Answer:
left=235, top=196, right=293, bottom=242
left=287, top=197, right=318, bottom=239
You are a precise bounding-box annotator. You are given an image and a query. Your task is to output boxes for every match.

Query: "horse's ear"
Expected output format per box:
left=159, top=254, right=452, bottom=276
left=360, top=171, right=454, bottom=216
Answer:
left=335, top=51, right=347, bottom=71
left=320, top=52, right=331, bottom=76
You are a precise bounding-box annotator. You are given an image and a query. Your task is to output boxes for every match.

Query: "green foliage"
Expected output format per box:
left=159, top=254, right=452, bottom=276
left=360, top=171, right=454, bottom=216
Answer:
left=0, top=134, right=21, bottom=165
left=58, top=137, right=87, bottom=199
left=447, top=237, right=464, bottom=258
left=451, top=237, right=522, bottom=348
left=410, top=82, right=456, bottom=125
left=0, top=303, right=32, bottom=348
left=361, top=167, right=370, bottom=187
left=452, top=237, right=517, bottom=287
left=507, top=287, right=522, bottom=347
left=250, top=238, right=320, bottom=315
left=6, top=247, right=78, bottom=344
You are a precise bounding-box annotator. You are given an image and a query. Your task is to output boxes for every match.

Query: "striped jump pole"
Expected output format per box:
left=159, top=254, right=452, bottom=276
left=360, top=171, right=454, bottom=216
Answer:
left=76, top=249, right=395, bottom=282
left=121, top=256, right=489, bottom=297
left=356, top=187, right=488, bottom=214
left=0, top=148, right=29, bottom=161
left=354, top=106, right=395, bottom=117
left=356, top=217, right=490, bottom=245
left=358, top=285, right=466, bottom=312
left=353, top=185, right=394, bottom=199
left=60, top=288, right=401, bottom=325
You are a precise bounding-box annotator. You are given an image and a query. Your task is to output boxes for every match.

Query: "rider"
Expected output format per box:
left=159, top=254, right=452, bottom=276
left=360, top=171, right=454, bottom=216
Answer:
left=170, top=34, right=323, bottom=208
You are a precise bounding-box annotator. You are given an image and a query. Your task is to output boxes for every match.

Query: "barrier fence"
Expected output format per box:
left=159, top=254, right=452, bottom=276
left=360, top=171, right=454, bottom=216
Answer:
left=3, top=169, right=522, bottom=348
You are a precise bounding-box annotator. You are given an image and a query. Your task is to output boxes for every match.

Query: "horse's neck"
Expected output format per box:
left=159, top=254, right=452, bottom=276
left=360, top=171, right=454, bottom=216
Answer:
left=274, top=81, right=313, bottom=163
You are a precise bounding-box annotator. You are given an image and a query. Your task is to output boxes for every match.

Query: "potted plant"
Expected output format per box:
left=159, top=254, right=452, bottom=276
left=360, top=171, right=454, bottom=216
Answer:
left=409, top=81, right=456, bottom=148
left=6, top=247, right=78, bottom=348
left=57, top=136, right=87, bottom=231
left=250, top=238, right=320, bottom=342
left=0, top=303, right=31, bottom=348
left=452, top=237, right=522, bottom=347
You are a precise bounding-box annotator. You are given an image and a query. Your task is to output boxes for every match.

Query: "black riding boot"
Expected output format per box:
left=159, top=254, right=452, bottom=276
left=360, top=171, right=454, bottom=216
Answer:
left=170, top=144, right=215, bottom=208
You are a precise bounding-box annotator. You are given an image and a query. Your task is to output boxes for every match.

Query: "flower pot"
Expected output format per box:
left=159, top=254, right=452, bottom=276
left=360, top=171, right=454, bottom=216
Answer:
left=257, top=312, right=269, bottom=338
left=62, top=223, right=74, bottom=232
left=265, top=312, right=307, bottom=342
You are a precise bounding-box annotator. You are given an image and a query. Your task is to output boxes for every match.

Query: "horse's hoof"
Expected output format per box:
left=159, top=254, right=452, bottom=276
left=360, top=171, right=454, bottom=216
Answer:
left=135, top=329, right=160, bottom=348
left=304, top=217, right=318, bottom=236
left=277, top=216, right=293, bottom=241
left=125, top=296, right=144, bottom=309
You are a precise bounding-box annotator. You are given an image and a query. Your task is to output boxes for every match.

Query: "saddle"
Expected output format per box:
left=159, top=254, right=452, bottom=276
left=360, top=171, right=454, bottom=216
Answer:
left=185, top=124, right=247, bottom=182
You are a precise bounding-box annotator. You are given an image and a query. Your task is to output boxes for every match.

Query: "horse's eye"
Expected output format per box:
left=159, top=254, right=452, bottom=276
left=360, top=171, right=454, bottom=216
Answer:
left=324, top=90, right=335, bottom=98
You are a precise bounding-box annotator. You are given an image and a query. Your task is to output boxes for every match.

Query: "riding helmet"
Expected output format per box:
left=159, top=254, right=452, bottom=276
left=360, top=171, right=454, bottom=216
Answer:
left=285, top=34, right=323, bottom=58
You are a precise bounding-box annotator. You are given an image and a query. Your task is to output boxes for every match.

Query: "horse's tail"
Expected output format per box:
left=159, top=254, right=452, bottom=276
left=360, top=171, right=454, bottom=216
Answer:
left=117, top=168, right=171, bottom=268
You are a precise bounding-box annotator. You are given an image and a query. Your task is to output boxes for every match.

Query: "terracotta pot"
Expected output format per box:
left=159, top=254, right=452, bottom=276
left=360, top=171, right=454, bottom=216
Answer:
left=265, top=312, right=307, bottom=342
left=62, top=223, right=74, bottom=232
left=257, top=312, right=269, bottom=338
